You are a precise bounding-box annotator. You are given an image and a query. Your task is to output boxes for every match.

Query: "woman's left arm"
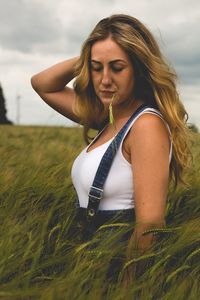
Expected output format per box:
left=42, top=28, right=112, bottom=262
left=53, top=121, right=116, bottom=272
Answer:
left=125, top=113, right=171, bottom=281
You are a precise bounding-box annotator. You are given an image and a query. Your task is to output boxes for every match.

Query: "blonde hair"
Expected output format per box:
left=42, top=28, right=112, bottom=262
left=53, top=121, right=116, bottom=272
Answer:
left=73, top=14, right=193, bottom=189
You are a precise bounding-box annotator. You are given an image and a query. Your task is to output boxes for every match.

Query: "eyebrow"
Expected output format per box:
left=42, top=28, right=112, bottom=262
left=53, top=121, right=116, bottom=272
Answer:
left=91, top=59, right=127, bottom=64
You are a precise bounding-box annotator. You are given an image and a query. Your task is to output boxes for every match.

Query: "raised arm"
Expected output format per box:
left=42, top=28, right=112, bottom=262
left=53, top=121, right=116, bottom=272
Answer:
left=31, top=57, right=80, bottom=124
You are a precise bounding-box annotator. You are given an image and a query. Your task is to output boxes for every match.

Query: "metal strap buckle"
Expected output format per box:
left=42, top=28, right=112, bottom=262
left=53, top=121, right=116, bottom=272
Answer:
left=88, top=186, right=103, bottom=200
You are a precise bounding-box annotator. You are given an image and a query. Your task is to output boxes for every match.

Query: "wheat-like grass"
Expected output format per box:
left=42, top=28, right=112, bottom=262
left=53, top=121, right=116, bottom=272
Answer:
left=0, top=125, right=199, bottom=299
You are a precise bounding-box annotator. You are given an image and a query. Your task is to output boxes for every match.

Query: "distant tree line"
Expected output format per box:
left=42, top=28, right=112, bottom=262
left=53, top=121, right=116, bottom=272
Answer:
left=188, top=123, right=199, bottom=133
left=0, top=83, right=12, bottom=124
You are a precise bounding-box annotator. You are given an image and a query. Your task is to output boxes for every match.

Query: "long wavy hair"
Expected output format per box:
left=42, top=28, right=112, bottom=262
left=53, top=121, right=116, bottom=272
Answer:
left=73, top=14, right=193, bottom=189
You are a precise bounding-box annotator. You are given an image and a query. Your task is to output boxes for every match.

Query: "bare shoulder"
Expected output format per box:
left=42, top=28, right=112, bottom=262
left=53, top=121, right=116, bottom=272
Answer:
left=131, top=112, right=170, bottom=138
left=128, top=112, right=171, bottom=155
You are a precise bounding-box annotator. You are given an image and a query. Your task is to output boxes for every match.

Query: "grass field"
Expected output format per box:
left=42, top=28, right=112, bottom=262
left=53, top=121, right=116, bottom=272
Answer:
left=0, top=125, right=199, bottom=299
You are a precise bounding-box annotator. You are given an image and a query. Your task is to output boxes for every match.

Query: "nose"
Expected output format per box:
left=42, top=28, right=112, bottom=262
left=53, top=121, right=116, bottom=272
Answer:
left=101, top=69, right=112, bottom=86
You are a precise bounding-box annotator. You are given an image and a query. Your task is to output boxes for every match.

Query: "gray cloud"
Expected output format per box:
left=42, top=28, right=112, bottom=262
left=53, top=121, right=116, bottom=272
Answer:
left=0, top=0, right=63, bottom=53
left=0, top=0, right=199, bottom=127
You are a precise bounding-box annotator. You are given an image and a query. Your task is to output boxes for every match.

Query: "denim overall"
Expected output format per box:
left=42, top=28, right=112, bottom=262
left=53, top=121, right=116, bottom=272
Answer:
left=73, top=103, right=156, bottom=281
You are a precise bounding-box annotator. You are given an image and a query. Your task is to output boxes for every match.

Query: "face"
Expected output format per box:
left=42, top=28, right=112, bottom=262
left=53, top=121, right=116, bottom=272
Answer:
left=90, top=37, right=135, bottom=109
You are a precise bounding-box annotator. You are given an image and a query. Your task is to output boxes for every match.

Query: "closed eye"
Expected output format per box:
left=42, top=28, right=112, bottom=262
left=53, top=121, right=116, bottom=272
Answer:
left=112, top=66, right=124, bottom=72
left=91, top=65, right=124, bottom=73
left=91, top=65, right=102, bottom=72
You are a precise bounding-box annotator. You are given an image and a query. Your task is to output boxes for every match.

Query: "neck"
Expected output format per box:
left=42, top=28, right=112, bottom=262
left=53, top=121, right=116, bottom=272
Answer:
left=110, top=99, right=145, bottom=125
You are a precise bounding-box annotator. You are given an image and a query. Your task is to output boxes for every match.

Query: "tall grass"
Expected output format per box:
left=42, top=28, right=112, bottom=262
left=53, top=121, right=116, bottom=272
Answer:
left=0, top=125, right=199, bottom=299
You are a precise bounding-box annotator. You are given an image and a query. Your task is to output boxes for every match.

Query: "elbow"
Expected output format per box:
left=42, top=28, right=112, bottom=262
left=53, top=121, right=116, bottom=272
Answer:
left=30, top=75, right=39, bottom=92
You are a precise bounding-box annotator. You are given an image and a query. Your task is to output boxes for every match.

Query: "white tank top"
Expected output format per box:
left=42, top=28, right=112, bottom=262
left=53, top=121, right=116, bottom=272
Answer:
left=71, top=108, right=173, bottom=210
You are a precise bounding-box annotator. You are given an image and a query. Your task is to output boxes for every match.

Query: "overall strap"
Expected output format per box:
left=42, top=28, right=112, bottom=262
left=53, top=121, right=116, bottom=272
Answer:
left=86, top=103, right=154, bottom=221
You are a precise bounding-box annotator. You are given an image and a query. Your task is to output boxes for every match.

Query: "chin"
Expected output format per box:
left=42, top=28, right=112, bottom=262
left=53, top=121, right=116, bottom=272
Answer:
left=100, top=97, right=113, bottom=105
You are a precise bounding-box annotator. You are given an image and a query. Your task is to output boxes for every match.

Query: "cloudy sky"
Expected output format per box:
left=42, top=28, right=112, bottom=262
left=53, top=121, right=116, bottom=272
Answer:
left=0, top=0, right=199, bottom=128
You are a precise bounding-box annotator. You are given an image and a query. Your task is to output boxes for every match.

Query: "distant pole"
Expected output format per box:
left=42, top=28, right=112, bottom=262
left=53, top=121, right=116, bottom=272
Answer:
left=16, top=94, right=21, bottom=125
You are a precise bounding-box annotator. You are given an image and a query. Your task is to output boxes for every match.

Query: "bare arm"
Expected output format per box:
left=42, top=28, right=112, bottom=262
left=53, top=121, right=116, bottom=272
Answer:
left=123, top=113, right=170, bottom=284
left=31, top=57, right=81, bottom=124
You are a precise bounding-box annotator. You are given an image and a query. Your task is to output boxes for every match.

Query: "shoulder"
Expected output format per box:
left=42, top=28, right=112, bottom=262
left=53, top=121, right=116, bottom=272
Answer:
left=131, top=111, right=170, bottom=137
left=128, top=111, right=171, bottom=156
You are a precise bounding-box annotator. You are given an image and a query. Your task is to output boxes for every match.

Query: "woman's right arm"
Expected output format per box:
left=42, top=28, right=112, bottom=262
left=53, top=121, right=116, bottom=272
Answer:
left=31, top=57, right=80, bottom=124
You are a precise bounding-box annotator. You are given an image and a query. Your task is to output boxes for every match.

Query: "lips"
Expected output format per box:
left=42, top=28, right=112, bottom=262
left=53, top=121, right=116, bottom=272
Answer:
left=100, top=91, right=115, bottom=98
left=100, top=90, right=114, bottom=92
left=100, top=90, right=115, bottom=94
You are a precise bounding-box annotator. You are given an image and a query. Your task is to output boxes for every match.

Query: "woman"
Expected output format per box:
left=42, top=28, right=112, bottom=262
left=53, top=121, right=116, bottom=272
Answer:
left=31, top=14, right=191, bottom=284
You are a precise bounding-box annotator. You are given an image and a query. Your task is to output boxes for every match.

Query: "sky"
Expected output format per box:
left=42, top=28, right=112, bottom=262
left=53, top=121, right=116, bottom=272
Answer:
left=0, top=0, right=199, bottom=128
